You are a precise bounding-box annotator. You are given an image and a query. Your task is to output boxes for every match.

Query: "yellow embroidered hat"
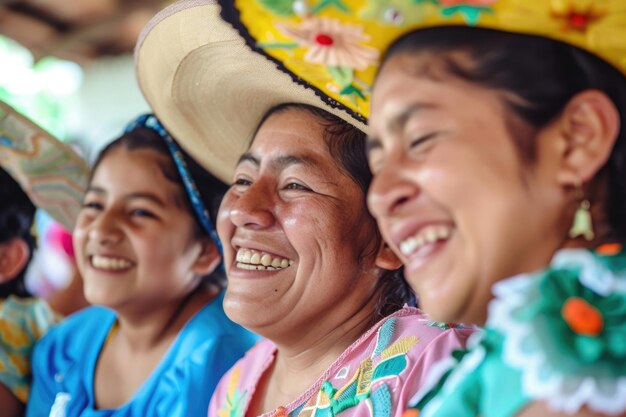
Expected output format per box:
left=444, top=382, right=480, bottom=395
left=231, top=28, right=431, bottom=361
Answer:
left=217, top=0, right=626, bottom=120
left=134, top=0, right=368, bottom=184
left=0, top=101, right=89, bottom=230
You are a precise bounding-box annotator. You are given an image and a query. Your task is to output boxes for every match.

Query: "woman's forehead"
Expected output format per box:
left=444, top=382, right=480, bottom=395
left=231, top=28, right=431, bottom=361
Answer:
left=251, top=111, right=328, bottom=158
left=92, top=148, right=184, bottom=204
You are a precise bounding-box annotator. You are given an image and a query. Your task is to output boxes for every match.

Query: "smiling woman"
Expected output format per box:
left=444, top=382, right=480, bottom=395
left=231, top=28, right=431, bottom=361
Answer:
left=204, top=1, right=626, bottom=417
left=25, top=115, right=258, bottom=417
left=220, top=105, right=397, bottom=338
left=208, top=103, right=474, bottom=417
left=133, top=2, right=475, bottom=416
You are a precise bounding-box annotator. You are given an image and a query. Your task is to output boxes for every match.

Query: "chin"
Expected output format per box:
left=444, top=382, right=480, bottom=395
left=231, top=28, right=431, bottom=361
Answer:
left=224, top=292, right=265, bottom=325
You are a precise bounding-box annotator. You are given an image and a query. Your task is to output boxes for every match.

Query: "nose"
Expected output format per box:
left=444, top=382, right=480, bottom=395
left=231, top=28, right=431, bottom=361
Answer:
left=228, top=181, right=275, bottom=230
left=368, top=157, right=419, bottom=220
left=87, top=209, right=123, bottom=246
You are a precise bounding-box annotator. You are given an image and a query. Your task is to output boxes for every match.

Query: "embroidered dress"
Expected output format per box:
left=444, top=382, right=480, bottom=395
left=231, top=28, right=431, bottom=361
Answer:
left=209, top=307, right=473, bottom=417
left=408, top=244, right=626, bottom=417
left=0, top=296, right=56, bottom=403
left=25, top=291, right=259, bottom=417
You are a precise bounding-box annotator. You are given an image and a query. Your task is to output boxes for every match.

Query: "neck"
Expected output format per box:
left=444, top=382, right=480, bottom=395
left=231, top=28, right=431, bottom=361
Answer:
left=253, top=294, right=382, bottom=414
left=113, top=285, right=218, bottom=351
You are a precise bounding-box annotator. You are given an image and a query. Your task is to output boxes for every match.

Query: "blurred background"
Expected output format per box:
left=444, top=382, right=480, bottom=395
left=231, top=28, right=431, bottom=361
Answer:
left=1, top=0, right=173, bottom=313
left=0, top=0, right=172, bottom=160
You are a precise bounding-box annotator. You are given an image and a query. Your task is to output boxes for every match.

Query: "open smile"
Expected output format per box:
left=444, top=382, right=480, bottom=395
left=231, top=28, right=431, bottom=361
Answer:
left=89, top=255, right=135, bottom=272
left=235, top=247, right=293, bottom=271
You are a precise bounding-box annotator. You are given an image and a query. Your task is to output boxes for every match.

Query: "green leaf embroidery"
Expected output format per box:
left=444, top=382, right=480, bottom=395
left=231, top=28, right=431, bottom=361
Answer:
left=312, top=0, right=349, bottom=14
left=328, top=66, right=354, bottom=88
left=259, top=0, right=296, bottom=16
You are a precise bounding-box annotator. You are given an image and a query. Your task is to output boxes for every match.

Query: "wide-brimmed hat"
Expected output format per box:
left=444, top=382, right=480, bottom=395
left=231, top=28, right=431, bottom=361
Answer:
left=0, top=101, right=89, bottom=230
left=134, top=0, right=368, bottom=184
left=216, top=0, right=626, bottom=121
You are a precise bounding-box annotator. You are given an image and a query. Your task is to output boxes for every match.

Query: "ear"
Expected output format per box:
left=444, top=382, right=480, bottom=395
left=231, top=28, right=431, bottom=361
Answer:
left=554, top=90, right=620, bottom=186
left=374, top=241, right=403, bottom=270
left=191, top=238, right=222, bottom=276
left=0, top=238, right=30, bottom=284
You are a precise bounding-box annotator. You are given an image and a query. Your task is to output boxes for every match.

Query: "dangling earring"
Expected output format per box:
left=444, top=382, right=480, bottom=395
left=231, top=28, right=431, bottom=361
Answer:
left=568, top=184, right=594, bottom=241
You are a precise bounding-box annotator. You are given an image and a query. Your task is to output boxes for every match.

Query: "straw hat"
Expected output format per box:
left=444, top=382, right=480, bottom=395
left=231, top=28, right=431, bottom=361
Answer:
left=216, top=0, right=626, bottom=120
left=134, top=0, right=368, bottom=184
left=0, top=101, right=89, bottom=230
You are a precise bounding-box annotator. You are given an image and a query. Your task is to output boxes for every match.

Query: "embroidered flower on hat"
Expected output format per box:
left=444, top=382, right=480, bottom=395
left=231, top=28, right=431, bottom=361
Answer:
left=499, top=0, right=626, bottom=66
left=269, top=16, right=378, bottom=104
left=222, top=0, right=626, bottom=120
left=488, top=246, right=626, bottom=415
left=277, top=17, right=378, bottom=70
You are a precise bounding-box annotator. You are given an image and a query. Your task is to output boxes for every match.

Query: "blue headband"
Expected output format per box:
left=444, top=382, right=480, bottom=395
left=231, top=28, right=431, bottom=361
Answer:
left=124, top=114, right=222, bottom=252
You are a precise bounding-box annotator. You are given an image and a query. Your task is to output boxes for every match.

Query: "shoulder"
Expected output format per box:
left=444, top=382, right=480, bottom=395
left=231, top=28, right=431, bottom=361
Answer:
left=0, top=296, right=56, bottom=339
left=208, top=339, right=273, bottom=417
left=0, top=297, right=58, bottom=403
left=213, top=339, right=274, bottom=389
left=370, top=307, right=475, bottom=360
left=486, top=246, right=626, bottom=416
left=167, top=291, right=259, bottom=363
left=153, top=295, right=260, bottom=408
left=33, top=306, right=114, bottom=366
left=40, top=305, right=113, bottom=341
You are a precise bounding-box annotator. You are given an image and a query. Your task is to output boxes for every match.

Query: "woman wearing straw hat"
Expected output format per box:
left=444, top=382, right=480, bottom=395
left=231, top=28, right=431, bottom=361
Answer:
left=134, top=2, right=474, bottom=417
left=215, top=1, right=626, bottom=416
left=0, top=100, right=90, bottom=417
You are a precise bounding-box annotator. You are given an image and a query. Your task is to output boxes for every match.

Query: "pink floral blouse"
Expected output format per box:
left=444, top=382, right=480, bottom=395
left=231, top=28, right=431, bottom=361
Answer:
left=209, top=307, right=474, bottom=417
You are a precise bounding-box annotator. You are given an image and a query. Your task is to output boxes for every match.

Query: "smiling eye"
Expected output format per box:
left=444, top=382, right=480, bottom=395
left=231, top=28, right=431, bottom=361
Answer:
left=284, top=182, right=310, bottom=191
left=232, top=178, right=252, bottom=187
left=410, top=132, right=439, bottom=148
left=82, top=201, right=103, bottom=211
left=130, top=208, right=155, bottom=218
left=408, top=131, right=444, bottom=155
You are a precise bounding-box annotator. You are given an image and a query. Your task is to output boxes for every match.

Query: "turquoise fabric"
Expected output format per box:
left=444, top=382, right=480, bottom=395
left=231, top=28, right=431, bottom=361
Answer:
left=411, top=246, right=626, bottom=417
left=413, top=330, right=527, bottom=417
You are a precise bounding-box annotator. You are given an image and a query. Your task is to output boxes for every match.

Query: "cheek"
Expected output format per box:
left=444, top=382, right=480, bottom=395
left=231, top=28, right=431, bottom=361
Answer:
left=216, top=194, right=236, bottom=239
left=72, top=226, right=87, bottom=256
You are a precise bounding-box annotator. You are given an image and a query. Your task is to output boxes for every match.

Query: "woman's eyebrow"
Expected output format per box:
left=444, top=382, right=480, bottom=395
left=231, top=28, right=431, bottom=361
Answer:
left=125, top=192, right=167, bottom=207
left=237, top=153, right=320, bottom=172
left=269, top=154, right=318, bottom=172
left=236, top=152, right=259, bottom=167
left=387, top=102, right=439, bottom=134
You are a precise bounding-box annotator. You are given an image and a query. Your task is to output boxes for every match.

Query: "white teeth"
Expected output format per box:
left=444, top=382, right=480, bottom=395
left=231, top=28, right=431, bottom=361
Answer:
left=235, top=248, right=293, bottom=271
left=437, top=228, right=451, bottom=239
left=399, top=225, right=453, bottom=257
left=425, top=229, right=437, bottom=243
left=91, top=255, right=132, bottom=270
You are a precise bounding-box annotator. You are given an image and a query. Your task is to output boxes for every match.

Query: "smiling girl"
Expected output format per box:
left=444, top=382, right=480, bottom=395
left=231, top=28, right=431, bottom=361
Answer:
left=26, top=115, right=258, bottom=417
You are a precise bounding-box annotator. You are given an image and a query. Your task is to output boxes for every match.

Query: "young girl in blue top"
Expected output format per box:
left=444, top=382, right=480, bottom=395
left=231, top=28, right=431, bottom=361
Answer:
left=26, top=114, right=258, bottom=417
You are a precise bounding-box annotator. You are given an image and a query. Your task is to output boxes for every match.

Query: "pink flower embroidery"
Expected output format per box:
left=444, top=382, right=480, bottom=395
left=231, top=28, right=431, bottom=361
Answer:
left=277, top=17, right=379, bottom=70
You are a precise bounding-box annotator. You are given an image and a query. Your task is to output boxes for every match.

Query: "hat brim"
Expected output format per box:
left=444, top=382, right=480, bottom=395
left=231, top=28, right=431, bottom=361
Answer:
left=135, top=0, right=368, bottom=184
left=0, top=101, right=89, bottom=230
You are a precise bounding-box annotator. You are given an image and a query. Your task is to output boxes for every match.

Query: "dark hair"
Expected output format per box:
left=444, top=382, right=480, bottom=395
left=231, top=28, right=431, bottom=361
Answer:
left=0, top=168, right=36, bottom=298
left=258, top=103, right=411, bottom=321
left=382, top=26, right=626, bottom=241
left=91, top=126, right=229, bottom=287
